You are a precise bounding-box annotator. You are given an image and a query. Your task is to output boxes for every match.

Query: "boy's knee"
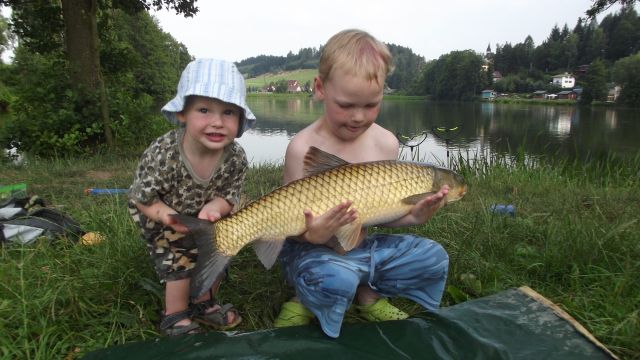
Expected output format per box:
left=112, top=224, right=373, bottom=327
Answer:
left=296, top=261, right=359, bottom=298
left=406, top=237, right=449, bottom=274
left=424, top=240, right=449, bottom=269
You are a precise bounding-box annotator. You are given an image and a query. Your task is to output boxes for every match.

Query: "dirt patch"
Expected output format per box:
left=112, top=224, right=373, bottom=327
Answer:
left=86, top=171, right=114, bottom=180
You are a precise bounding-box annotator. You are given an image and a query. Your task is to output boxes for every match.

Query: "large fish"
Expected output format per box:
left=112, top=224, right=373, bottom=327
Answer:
left=174, top=146, right=467, bottom=298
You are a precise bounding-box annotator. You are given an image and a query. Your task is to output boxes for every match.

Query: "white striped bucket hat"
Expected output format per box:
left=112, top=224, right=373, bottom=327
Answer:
left=161, top=58, right=256, bottom=137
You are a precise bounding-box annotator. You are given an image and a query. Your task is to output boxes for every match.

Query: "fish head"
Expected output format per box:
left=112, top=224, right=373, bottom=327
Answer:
left=432, top=167, right=467, bottom=202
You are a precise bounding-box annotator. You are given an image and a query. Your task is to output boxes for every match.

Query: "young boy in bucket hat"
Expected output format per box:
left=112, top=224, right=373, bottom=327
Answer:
left=128, top=58, right=255, bottom=336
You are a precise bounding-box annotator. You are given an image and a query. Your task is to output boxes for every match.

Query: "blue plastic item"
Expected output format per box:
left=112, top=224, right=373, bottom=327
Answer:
left=490, top=204, right=515, bottom=216
left=85, top=188, right=128, bottom=196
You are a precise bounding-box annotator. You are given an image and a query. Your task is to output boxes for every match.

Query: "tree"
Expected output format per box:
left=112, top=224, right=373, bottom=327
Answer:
left=2, top=8, right=192, bottom=155
left=605, top=7, right=639, bottom=60
left=612, top=52, right=640, bottom=106
left=584, top=25, right=607, bottom=63
left=0, top=13, right=14, bottom=62
left=274, top=79, right=288, bottom=93
left=0, top=0, right=198, bottom=147
left=586, top=0, right=637, bottom=18
left=581, top=59, right=608, bottom=104
left=386, top=44, right=425, bottom=91
left=418, top=50, right=485, bottom=100
left=563, top=33, right=579, bottom=69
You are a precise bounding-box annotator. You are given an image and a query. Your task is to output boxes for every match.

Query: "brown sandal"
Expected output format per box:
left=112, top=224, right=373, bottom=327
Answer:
left=191, top=298, right=242, bottom=330
left=159, top=309, right=202, bottom=336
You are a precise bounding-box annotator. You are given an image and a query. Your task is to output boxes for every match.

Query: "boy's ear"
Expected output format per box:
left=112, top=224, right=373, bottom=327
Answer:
left=313, top=76, right=325, bottom=101
left=176, top=111, right=187, bottom=124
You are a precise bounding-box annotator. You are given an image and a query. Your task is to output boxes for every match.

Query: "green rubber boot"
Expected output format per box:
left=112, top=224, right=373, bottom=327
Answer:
left=273, top=301, right=315, bottom=328
left=353, top=298, right=409, bottom=322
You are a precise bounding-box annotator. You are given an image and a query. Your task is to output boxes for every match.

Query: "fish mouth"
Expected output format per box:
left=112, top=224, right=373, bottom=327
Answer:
left=446, top=184, right=467, bottom=202
left=458, top=184, right=467, bottom=197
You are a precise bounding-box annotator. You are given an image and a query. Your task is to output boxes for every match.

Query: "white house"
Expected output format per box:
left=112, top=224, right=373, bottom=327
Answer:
left=552, top=73, right=575, bottom=89
left=287, top=80, right=302, bottom=93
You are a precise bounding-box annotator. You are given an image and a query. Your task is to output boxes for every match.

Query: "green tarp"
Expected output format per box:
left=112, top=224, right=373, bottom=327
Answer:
left=84, top=287, right=616, bottom=359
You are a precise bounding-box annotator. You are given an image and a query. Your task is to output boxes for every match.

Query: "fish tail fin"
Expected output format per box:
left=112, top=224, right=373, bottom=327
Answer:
left=169, top=214, right=232, bottom=299
left=252, top=239, right=285, bottom=269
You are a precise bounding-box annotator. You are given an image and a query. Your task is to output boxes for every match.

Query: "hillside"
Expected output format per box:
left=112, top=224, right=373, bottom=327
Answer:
left=244, top=69, right=317, bottom=89
left=237, top=43, right=425, bottom=91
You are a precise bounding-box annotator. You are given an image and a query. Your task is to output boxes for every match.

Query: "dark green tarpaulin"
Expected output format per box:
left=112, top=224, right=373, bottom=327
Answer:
left=84, top=287, right=616, bottom=359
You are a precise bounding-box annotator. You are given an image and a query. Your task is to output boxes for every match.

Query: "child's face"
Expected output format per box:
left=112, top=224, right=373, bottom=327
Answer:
left=177, top=96, right=241, bottom=152
left=315, top=67, right=383, bottom=141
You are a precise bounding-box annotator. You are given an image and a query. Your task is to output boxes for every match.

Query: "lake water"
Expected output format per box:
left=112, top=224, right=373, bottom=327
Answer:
left=237, top=96, right=640, bottom=166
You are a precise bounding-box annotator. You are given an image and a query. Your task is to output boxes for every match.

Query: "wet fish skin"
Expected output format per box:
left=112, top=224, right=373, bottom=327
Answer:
left=175, top=146, right=467, bottom=298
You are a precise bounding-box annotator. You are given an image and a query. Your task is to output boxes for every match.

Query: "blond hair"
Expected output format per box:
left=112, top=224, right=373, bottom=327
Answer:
left=318, top=29, right=393, bottom=85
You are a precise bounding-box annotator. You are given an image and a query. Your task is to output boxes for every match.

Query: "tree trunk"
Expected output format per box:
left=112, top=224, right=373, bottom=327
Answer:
left=60, top=0, right=113, bottom=146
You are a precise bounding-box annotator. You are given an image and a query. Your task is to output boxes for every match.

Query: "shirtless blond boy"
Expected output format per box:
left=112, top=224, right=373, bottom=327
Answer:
left=274, top=29, right=450, bottom=338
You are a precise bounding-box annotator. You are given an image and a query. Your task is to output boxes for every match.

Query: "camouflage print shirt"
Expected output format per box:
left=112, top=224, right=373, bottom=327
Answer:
left=128, top=128, right=248, bottom=239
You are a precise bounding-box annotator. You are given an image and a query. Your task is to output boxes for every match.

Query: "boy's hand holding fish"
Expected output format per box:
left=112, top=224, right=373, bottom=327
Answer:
left=164, top=211, right=190, bottom=234
left=301, top=200, right=357, bottom=246
left=385, top=185, right=450, bottom=227
left=154, top=198, right=228, bottom=234
left=135, top=200, right=190, bottom=234
left=198, top=197, right=232, bottom=223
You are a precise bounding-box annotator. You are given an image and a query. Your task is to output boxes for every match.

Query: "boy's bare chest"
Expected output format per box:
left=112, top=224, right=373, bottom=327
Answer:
left=323, top=141, right=389, bottom=163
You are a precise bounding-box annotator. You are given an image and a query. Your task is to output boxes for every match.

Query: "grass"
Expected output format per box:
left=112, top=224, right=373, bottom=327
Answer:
left=1, top=152, right=639, bottom=359
left=244, top=69, right=317, bottom=89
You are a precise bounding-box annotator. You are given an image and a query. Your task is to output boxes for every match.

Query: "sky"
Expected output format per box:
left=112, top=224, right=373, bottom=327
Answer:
left=151, top=0, right=630, bottom=63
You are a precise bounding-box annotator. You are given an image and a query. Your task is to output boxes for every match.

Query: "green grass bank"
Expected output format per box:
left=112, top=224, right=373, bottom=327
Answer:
left=1, top=152, right=638, bottom=359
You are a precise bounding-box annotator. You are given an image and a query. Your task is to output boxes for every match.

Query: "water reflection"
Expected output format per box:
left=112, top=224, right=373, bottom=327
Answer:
left=605, top=109, right=618, bottom=130
left=237, top=96, right=640, bottom=166
left=547, top=108, right=573, bottom=139
left=237, top=130, right=288, bottom=165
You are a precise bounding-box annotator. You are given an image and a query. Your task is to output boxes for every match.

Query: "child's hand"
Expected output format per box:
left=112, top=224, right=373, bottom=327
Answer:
left=136, top=200, right=190, bottom=233
left=403, top=185, right=449, bottom=225
left=198, top=209, right=222, bottom=222
left=198, top=198, right=231, bottom=222
left=162, top=211, right=190, bottom=233
left=302, top=200, right=357, bottom=245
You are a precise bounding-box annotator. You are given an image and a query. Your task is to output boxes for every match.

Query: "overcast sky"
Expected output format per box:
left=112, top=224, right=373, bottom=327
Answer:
left=151, top=0, right=630, bottom=63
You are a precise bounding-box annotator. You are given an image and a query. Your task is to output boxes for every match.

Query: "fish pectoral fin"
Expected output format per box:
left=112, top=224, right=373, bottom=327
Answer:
left=303, top=146, right=350, bottom=177
left=252, top=239, right=285, bottom=269
left=335, top=221, right=363, bottom=252
left=401, top=192, right=436, bottom=205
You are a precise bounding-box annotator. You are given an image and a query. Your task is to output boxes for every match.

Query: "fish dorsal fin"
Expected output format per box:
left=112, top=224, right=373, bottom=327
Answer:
left=252, top=239, right=285, bottom=269
left=335, top=220, right=363, bottom=252
left=303, top=146, right=350, bottom=177
left=401, top=192, right=436, bottom=205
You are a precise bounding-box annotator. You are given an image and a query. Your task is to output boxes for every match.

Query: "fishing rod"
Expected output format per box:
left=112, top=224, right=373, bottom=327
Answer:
left=396, top=131, right=428, bottom=161
left=431, top=125, right=462, bottom=168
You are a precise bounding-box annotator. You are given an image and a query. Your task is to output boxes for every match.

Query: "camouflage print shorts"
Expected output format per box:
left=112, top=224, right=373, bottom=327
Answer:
left=129, top=203, right=199, bottom=282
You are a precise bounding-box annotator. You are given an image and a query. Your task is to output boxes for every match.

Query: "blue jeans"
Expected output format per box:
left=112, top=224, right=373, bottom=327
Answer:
left=279, top=233, right=449, bottom=338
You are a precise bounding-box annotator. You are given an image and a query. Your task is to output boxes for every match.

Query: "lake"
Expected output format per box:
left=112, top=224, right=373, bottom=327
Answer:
left=237, top=96, right=640, bottom=166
